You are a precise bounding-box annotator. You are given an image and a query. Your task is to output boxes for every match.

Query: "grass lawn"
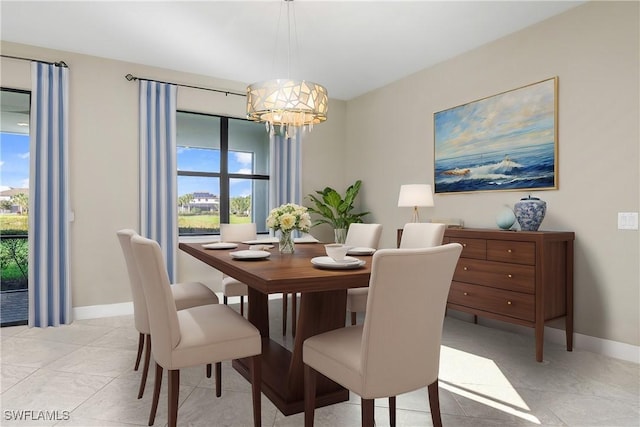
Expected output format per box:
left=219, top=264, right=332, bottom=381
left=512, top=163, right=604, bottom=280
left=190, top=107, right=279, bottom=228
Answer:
left=0, top=214, right=28, bottom=232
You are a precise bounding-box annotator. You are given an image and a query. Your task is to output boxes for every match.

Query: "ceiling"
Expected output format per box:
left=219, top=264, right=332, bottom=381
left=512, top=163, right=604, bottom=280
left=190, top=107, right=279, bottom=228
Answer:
left=1, top=1, right=584, bottom=103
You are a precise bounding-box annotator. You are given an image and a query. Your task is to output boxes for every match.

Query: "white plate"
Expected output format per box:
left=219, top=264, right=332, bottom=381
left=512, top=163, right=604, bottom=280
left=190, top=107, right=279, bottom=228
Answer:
left=230, top=250, right=271, bottom=260
left=242, top=238, right=279, bottom=244
left=202, top=242, right=238, bottom=250
left=294, top=236, right=320, bottom=243
left=347, top=247, right=376, bottom=255
left=311, top=256, right=366, bottom=269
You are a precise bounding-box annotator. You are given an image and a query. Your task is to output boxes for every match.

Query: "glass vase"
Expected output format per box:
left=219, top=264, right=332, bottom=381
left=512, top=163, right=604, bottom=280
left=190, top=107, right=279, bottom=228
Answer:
left=279, top=230, right=295, bottom=254
left=334, top=228, right=347, bottom=244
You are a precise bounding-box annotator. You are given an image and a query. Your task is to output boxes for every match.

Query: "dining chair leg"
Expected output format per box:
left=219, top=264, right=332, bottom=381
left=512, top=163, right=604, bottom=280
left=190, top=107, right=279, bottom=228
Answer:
left=134, top=332, right=144, bottom=370
left=206, top=363, right=212, bottom=378
left=282, top=292, right=288, bottom=335
left=389, top=396, right=396, bottom=427
left=428, top=379, right=443, bottom=427
left=240, top=296, right=245, bottom=316
left=304, top=364, right=317, bottom=427
left=361, top=398, right=374, bottom=427
left=291, top=293, right=297, bottom=337
left=168, top=369, right=180, bottom=427
left=223, top=296, right=228, bottom=305
left=148, top=362, right=163, bottom=426
left=216, top=362, right=222, bottom=398
left=351, top=312, right=357, bottom=326
left=138, top=334, right=151, bottom=398
left=250, top=355, right=262, bottom=427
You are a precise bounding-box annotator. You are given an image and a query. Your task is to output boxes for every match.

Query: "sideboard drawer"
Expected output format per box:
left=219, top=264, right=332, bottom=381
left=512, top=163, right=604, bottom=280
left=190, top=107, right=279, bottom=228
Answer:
left=447, top=237, right=486, bottom=259
left=487, top=240, right=535, bottom=265
left=453, top=259, right=535, bottom=293
left=449, top=282, right=535, bottom=322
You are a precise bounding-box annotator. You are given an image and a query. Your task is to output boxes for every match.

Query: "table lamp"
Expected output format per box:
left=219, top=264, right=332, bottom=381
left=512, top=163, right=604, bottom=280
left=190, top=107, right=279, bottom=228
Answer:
left=398, top=184, right=434, bottom=222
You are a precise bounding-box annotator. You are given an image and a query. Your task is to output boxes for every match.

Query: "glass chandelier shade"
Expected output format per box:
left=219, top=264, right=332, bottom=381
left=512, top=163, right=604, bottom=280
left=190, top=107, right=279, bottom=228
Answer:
left=247, top=78, right=328, bottom=138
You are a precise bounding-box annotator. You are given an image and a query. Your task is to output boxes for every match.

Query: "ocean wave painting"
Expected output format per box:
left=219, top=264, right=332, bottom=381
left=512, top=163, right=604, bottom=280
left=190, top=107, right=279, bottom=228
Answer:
left=434, top=78, right=557, bottom=194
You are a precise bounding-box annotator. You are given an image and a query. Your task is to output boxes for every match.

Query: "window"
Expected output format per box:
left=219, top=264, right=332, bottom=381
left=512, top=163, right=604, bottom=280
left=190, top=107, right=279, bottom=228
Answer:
left=177, top=112, right=270, bottom=235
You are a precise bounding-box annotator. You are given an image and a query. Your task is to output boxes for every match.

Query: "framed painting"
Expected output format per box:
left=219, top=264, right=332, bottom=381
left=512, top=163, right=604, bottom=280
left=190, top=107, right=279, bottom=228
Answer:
left=434, top=77, right=558, bottom=194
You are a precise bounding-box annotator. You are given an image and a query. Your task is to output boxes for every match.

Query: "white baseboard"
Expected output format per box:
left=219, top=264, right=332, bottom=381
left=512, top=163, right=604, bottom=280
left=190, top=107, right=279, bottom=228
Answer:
left=73, top=302, right=133, bottom=320
left=544, top=325, right=640, bottom=364
left=445, top=310, right=639, bottom=364
left=72, top=302, right=639, bottom=364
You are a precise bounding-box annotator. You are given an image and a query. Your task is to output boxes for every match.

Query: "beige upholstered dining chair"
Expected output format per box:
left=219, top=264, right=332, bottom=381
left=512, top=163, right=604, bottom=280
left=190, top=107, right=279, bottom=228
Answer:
left=116, top=229, right=219, bottom=400
left=303, top=244, right=463, bottom=427
left=344, top=223, right=383, bottom=325
left=130, top=234, right=262, bottom=427
left=220, top=223, right=257, bottom=316
left=399, top=222, right=446, bottom=249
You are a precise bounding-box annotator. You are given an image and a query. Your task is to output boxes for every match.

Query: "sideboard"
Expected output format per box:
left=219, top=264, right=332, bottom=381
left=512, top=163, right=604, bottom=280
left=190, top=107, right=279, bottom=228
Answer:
left=397, top=227, right=575, bottom=362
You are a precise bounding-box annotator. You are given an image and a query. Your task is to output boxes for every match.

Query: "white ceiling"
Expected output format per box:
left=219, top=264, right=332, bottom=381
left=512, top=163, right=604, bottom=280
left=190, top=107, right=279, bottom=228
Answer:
left=1, top=1, right=583, bottom=101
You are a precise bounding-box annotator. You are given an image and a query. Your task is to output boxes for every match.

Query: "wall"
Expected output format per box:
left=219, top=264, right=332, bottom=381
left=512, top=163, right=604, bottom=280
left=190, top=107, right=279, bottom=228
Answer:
left=1, top=1, right=637, bottom=350
left=0, top=42, right=347, bottom=306
left=345, top=1, right=639, bottom=346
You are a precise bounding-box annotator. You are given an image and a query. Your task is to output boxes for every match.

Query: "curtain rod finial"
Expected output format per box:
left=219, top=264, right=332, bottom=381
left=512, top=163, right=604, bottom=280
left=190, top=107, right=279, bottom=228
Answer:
left=125, top=74, right=137, bottom=81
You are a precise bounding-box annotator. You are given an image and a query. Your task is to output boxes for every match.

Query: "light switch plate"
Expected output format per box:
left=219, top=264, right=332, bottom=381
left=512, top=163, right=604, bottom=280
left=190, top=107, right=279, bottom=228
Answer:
left=618, top=212, right=638, bottom=230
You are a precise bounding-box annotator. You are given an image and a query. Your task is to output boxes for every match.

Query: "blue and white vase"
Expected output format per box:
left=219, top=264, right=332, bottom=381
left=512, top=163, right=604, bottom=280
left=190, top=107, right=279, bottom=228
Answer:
left=514, top=196, right=546, bottom=231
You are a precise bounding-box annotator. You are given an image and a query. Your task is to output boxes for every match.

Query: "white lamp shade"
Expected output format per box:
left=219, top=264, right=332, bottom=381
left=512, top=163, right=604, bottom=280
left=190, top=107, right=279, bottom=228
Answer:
left=398, top=184, right=434, bottom=207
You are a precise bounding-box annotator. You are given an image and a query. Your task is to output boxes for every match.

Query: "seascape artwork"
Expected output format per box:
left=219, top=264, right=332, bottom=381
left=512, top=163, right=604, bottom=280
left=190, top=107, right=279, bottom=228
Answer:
left=434, top=78, right=557, bottom=194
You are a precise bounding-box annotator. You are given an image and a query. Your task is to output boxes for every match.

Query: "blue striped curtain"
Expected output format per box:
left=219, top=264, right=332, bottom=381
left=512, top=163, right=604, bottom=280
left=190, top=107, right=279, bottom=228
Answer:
left=269, top=133, right=303, bottom=236
left=138, top=81, right=178, bottom=281
left=28, top=62, right=71, bottom=327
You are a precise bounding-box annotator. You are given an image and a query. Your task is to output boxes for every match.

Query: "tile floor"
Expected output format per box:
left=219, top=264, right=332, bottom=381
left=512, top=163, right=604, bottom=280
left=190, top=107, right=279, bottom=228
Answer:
left=1, top=297, right=638, bottom=427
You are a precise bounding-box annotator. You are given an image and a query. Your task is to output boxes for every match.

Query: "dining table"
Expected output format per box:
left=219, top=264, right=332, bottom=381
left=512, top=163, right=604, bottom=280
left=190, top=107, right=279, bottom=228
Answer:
left=179, top=240, right=373, bottom=416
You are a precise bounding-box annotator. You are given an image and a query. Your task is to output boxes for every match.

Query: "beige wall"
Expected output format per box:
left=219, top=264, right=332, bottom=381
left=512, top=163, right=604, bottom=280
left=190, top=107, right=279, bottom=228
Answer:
left=1, top=1, right=638, bottom=347
left=345, top=1, right=639, bottom=346
left=0, top=42, right=347, bottom=307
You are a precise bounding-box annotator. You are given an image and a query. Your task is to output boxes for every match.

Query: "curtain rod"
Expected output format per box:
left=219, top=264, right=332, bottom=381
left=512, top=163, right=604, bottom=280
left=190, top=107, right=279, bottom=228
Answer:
left=0, top=54, right=68, bottom=68
left=125, top=74, right=246, bottom=98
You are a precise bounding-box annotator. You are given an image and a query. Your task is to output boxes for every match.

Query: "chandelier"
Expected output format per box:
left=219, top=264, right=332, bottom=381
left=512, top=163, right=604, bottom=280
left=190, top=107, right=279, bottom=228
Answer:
left=246, top=0, right=328, bottom=138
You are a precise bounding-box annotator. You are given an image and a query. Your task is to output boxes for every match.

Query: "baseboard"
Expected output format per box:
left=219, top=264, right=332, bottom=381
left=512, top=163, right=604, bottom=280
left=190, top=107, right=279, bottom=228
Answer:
left=72, top=301, right=639, bottom=364
left=71, top=293, right=283, bottom=321
left=446, top=310, right=639, bottom=364
left=544, top=325, right=640, bottom=364
left=73, top=301, right=134, bottom=320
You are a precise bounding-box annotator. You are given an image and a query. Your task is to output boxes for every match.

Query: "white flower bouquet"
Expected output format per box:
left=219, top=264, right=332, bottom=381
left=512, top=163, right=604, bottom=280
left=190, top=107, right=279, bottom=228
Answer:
left=266, top=203, right=312, bottom=233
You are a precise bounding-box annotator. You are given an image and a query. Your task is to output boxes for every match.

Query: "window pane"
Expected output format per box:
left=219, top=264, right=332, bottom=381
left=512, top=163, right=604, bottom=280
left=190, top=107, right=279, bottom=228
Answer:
left=177, top=112, right=220, bottom=172
left=177, top=147, right=219, bottom=173
left=178, top=176, right=220, bottom=235
left=229, top=178, right=269, bottom=233
left=228, top=118, right=269, bottom=175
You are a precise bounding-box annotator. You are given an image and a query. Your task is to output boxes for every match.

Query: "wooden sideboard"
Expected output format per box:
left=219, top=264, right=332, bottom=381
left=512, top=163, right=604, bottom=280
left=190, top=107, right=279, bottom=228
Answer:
left=397, top=227, right=575, bottom=362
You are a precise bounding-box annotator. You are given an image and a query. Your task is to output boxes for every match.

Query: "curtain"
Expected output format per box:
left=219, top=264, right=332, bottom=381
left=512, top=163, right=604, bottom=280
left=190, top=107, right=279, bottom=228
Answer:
left=138, top=81, right=178, bottom=282
left=269, top=133, right=302, bottom=207
left=28, top=61, right=71, bottom=327
left=269, top=133, right=303, bottom=236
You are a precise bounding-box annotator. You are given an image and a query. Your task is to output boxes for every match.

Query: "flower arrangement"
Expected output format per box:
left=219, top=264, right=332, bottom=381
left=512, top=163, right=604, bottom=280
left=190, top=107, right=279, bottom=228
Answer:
left=267, top=203, right=311, bottom=253
left=266, top=203, right=312, bottom=233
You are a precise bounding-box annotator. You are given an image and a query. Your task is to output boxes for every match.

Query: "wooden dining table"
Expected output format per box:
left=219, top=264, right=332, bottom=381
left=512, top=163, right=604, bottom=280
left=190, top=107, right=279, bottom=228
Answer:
left=179, top=241, right=373, bottom=416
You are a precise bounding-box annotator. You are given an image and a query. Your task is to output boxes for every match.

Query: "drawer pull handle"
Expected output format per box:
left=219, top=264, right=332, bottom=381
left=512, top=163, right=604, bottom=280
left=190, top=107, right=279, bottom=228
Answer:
left=507, top=249, right=512, bottom=253
left=508, top=274, right=513, bottom=278
left=463, top=243, right=467, bottom=247
left=463, top=267, right=469, bottom=271
left=507, top=301, right=512, bottom=305
left=463, top=292, right=468, bottom=296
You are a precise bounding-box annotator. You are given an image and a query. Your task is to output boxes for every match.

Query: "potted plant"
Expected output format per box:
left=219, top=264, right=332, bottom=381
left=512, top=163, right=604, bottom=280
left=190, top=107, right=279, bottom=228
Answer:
left=306, top=180, right=370, bottom=243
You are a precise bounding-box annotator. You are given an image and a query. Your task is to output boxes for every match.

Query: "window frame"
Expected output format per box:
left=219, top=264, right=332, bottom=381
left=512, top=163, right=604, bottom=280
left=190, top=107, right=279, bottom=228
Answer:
left=177, top=111, right=269, bottom=236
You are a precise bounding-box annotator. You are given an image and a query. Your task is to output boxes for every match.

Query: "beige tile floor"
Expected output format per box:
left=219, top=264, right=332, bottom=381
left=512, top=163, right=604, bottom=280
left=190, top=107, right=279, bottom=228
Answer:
left=1, top=297, right=638, bottom=427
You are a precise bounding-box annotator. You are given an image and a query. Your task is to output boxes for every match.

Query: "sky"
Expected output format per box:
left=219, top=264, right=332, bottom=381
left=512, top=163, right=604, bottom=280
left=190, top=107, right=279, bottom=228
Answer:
left=434, top=78, right=555, bottom=161
left=0, top=132, right=30, bottom=192
left=0, top=134, right=255, bottom=198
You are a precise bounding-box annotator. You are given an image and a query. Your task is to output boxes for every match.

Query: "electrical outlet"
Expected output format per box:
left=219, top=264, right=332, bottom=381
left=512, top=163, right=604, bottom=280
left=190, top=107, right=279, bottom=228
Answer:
left=618, top=212, right=638, bottom=230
